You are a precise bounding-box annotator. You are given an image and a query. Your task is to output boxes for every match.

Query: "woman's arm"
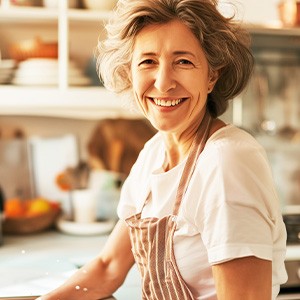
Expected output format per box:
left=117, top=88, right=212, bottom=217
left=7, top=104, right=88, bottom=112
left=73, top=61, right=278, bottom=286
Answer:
left=212, top=256, right=272, bottom=300
left=38, top=220, right=135, bottom=300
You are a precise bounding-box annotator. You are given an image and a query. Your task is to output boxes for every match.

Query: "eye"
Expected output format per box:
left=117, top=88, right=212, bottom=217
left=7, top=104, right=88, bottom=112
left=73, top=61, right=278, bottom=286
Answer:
left=139, top=59, right=156, bottom=66
left=177, top=59, right=193, bottom=65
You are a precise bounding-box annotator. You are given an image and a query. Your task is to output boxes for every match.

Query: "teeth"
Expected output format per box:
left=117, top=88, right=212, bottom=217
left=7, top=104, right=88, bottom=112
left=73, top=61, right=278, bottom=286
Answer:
left=153, top=98, right=183, bottom=107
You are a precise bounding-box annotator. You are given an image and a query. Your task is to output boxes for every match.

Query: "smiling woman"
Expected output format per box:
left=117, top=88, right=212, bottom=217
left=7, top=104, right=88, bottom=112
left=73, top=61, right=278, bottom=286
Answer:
left=38, top=1, right=287, bottom=300
left=129, top=20, right=216, bottom=135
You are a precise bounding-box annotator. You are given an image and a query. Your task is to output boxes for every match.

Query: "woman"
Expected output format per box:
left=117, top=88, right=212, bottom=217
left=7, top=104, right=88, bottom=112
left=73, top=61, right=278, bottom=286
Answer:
left=38, top=0, right=287, bottom=299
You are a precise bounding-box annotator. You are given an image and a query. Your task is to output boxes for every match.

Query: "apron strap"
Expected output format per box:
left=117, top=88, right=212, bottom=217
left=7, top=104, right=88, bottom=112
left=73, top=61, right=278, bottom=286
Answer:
left=173, top=110, right=212, bottom=216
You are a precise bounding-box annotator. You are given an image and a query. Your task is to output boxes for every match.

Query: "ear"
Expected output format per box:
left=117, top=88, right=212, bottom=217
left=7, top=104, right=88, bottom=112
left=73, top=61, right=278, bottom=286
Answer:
left=208, top=69, right=219, bottom=93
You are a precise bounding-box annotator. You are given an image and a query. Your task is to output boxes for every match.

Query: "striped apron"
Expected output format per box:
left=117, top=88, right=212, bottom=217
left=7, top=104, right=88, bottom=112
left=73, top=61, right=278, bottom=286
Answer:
left=126, top=111, right=212, bottom=300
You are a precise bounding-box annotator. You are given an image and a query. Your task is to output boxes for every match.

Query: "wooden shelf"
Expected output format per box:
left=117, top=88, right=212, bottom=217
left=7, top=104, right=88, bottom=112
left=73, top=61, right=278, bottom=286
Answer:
left=1, top=5, right=299, bottom=119
left=0, top=6, right=58, bottom=23
left=0, top=86, right=141, bottom=119
left=246, top=23, right=300, bottom=37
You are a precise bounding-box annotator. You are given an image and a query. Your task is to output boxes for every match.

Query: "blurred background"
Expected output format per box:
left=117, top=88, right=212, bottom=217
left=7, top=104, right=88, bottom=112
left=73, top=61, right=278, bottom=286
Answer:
left=0, top=0, right=300, bottom=298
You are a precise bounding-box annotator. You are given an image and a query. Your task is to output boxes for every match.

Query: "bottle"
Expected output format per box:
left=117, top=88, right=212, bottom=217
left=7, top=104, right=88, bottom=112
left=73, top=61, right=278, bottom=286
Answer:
left=0, top=186, right=4, bottom=246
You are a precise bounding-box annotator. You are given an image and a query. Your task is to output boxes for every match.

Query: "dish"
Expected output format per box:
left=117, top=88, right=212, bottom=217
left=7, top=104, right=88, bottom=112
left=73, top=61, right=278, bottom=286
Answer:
left=12, top=75, right=91, bottom=86
left=42, top=0, right=78, bottom=8
left=12, top=58, right=92, bottom=86
left=56, top=216, right=115, bottom=236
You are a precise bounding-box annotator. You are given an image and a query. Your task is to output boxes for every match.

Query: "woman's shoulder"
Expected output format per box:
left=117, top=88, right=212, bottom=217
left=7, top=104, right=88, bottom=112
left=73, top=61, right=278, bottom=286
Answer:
left=198, top=124, right=270, bottom=181
left=205, top=124, right=265, bottom=157
left=208, top=124, right=261, bottom=146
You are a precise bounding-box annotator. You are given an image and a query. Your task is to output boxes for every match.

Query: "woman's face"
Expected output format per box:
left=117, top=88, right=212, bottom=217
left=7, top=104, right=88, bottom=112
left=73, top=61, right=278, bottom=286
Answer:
left=130, top=19, right=218, bottom=134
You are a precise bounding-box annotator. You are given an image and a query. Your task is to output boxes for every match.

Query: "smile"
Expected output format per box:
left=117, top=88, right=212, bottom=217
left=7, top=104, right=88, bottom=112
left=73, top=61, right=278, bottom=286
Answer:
left=152, top=98, right=186, bottom=107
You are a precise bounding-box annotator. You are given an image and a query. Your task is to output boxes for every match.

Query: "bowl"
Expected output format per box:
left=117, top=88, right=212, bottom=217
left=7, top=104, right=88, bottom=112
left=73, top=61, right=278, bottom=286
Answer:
left=82, top=0, right=117, bottom=11
left=42, top=0, right=78, bottom=9
left=9, top=37, right=58, bottom=62
left=3, top=208, right=61, bottom=234
left=10, top=0, right=42, bottom=6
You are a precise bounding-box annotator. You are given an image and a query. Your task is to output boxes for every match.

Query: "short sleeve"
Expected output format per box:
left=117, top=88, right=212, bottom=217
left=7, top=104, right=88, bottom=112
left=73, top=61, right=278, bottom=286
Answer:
left=202, top=202, right=274, bottom=264
left=189, top=134, right=281, bottom=265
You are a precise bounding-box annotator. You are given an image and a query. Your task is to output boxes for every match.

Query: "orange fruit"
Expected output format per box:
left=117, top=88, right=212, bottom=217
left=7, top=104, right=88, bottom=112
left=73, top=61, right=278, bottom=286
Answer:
left=5, top=198, right=26, bottom=218
left=55, top=173, right=71, bottom=191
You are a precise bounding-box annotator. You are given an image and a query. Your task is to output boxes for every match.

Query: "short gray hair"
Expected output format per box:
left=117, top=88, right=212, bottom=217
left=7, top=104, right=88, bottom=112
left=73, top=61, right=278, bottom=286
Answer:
left=97, top=0, right=254, bottom=117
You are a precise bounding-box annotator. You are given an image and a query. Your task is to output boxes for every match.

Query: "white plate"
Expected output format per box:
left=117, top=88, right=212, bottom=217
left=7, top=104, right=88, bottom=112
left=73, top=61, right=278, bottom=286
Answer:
left=18, top=58, right=77, bottom=68
left=12, top=75, right=91, bottom=86
left=15, top=68, right=83, bottom=78
left=56, top=216, right=115, bottom=236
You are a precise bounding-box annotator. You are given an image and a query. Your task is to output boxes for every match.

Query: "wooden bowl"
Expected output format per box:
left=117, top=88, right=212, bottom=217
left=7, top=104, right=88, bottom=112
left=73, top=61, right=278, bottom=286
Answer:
left=3, top=208, right=61, bottom=234
left=9, top=37, right=58, bottom=62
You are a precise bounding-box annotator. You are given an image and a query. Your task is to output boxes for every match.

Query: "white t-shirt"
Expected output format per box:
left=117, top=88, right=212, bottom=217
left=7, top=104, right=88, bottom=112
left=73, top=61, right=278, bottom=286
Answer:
left=117, top=124, right=287, bottom=300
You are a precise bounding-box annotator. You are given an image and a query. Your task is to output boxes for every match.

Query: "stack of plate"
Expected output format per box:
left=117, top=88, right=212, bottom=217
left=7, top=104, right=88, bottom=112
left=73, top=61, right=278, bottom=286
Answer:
left=0, top=60, right=16, bottom=84
left=12, top=58, right=92, bottom=86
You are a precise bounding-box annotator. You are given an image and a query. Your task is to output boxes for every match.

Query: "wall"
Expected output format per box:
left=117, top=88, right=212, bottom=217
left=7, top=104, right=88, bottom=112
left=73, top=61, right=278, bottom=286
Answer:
left=220, top=0, right=280, bottom=24
left=0, top=116, right=97, bottom=159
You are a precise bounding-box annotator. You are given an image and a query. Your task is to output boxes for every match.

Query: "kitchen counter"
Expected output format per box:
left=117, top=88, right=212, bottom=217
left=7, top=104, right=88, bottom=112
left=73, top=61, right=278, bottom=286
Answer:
left=1, top=230, right=300, bottom=299
left=0, top=230, right=141, bottom=299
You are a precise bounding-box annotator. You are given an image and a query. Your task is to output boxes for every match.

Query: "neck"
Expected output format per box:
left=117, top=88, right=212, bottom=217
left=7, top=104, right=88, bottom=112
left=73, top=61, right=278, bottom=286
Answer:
left=162, top=135, right=193, bottom=171
left=162, top=116, right=226, bottom=171
left=161, top=112, right=206, bottom=171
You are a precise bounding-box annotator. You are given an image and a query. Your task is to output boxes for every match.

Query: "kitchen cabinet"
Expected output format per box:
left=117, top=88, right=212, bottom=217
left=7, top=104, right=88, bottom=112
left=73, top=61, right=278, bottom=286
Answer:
left=0, top=1, right=141, bottom=120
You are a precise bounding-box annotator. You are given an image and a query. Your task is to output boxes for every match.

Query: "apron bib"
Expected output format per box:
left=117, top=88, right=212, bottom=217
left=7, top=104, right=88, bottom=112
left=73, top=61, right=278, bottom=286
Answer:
left=126, top=111, right=212, bottom=300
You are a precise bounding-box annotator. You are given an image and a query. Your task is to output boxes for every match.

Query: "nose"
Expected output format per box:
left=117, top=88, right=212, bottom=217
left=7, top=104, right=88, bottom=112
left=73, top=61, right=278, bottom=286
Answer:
left=154, top=63, right=176, bottom=93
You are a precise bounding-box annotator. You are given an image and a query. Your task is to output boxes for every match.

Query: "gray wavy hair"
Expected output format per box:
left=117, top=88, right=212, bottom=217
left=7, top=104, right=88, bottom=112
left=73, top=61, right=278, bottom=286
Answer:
left=97, top=0, right=254, bottom=118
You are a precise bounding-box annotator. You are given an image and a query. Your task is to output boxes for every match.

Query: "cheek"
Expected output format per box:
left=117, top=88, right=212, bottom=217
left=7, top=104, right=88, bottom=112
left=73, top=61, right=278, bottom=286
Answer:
left=184, top=77, right=209, bottom=97
left=131, top=71, right=149, bottom=96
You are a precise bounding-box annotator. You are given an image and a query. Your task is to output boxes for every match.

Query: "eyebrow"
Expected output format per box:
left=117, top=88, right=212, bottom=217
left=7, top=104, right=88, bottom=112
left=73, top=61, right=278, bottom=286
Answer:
left=139, top=50, right=197, bottom=58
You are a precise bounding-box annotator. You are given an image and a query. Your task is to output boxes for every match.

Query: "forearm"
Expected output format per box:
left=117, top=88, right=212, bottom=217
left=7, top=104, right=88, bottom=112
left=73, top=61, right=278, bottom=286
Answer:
left=39, top=220, right=135, bottom=300
left=40, top=256, right=124, bottom=300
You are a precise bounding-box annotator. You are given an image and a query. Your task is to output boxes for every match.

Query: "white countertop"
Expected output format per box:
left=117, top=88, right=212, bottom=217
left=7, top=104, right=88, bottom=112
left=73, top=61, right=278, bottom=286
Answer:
left=0, top=230, right=141, bottom=299
left=1, top=230, right=299, bottom=299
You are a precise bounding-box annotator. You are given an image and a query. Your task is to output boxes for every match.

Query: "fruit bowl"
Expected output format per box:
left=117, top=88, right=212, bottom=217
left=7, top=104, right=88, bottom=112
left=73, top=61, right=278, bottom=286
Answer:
left=3, top=198, right=61, bottom=234
left=3, top=208, right=61, bottom=234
